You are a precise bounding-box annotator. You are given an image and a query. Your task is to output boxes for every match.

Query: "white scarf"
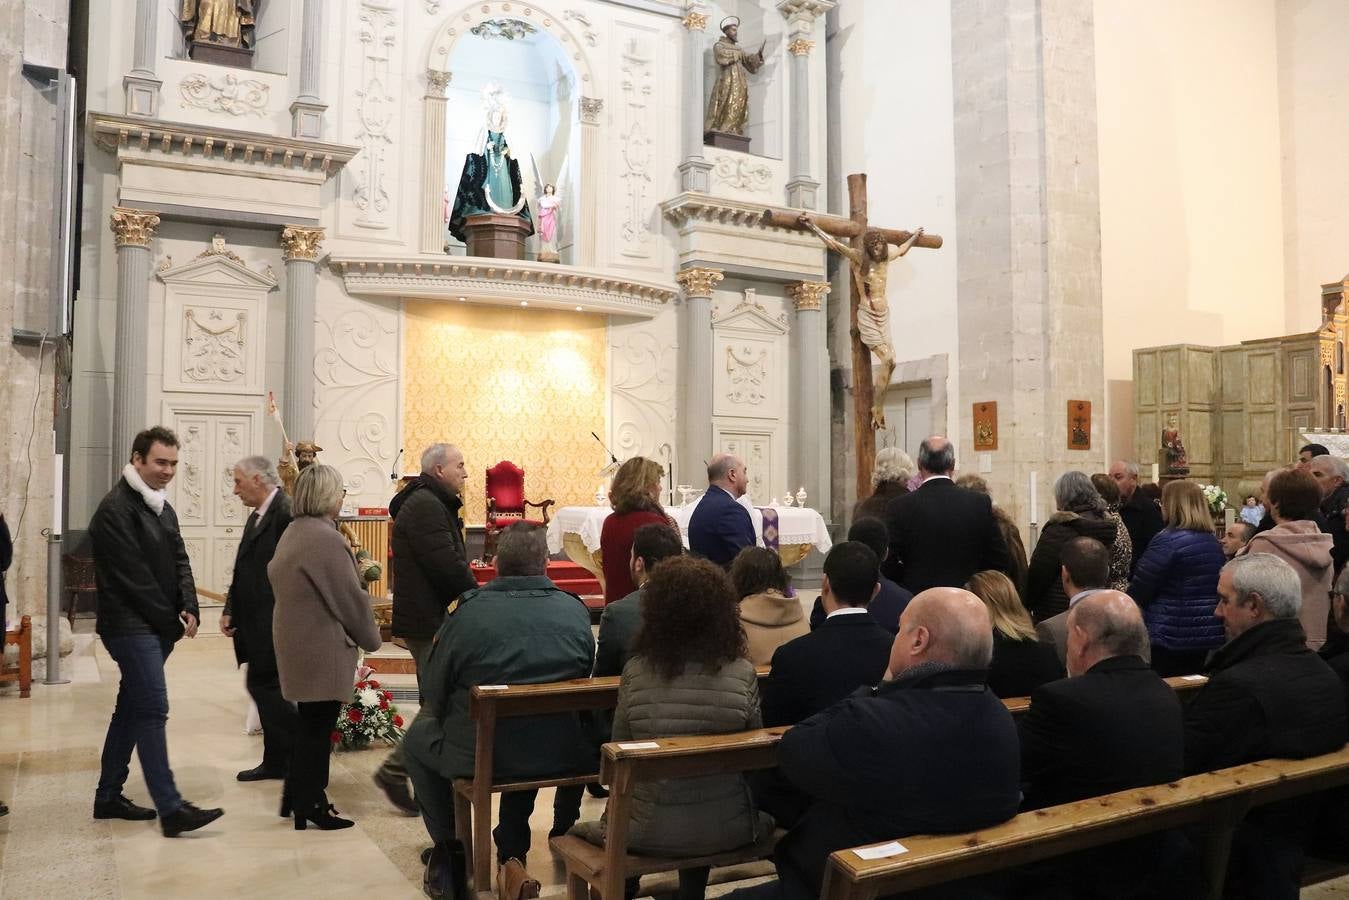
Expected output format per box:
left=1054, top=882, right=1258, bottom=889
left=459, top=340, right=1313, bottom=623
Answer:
left=123, top=463, right=166, bottom=516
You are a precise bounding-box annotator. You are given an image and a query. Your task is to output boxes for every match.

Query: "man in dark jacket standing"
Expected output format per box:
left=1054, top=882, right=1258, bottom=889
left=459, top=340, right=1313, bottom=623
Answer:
left=375, top=442, right=479, bottom=813
left=1109, top=460, right=1163, bottom=574
left=221, top=455, right=295, bottom=782
left=688, top=454, right=755, bottom=567
left=90, top=426, right=222, bottom=837
left=882, top=436, right=1011, bottom=593
left=1186, top=553, right=1348, bottom=899
left=1308, top=453, right=1349, bottom=574
left=757, top=587, right=1021, bottom=900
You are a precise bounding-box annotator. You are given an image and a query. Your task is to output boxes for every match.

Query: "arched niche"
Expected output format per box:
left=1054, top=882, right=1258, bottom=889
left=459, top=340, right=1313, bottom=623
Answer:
left=419, top=1, right=603, bottom=265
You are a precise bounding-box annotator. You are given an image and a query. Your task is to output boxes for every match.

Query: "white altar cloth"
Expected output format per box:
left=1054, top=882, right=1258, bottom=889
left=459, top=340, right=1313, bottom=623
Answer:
left=546, top=500, right=832, bottom=556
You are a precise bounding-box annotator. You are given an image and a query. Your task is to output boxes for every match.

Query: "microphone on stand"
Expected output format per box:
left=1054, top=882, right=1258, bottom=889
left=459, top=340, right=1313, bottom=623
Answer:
left=390, top=447, right=404, bottom=481
left=590, top=431, right=618, bottom=465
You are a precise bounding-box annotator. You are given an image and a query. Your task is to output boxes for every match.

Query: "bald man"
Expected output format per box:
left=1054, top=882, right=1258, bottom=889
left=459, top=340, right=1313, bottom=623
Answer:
left=761, top=588, right=1021, bottom=900
left=688, top=453, right=755, bottom=568
left=882, top=436, right=1012, bottom=592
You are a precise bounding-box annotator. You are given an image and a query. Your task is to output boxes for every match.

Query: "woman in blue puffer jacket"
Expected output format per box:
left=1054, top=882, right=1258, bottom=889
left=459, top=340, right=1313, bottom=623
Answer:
left=1127, top=479, right=1227, bottom=676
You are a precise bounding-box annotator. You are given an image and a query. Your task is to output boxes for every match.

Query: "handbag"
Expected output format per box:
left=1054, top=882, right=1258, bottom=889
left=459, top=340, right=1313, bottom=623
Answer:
left=496, top=858, right=540, bottom=900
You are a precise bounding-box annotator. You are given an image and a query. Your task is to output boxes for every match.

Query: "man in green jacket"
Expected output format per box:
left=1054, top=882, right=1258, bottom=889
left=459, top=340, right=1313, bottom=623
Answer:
left=404, top=522, right=595, bottom=898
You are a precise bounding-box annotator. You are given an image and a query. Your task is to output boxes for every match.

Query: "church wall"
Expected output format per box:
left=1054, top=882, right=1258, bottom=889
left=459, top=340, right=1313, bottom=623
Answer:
left=1094, top=0, right=1287, bottom=462
left=1277, top=0, right=1349, bottom=334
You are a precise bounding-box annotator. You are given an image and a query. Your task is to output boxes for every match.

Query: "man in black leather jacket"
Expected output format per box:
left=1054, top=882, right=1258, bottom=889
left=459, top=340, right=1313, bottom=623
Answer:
left=89, top=426, right=223, bottom=837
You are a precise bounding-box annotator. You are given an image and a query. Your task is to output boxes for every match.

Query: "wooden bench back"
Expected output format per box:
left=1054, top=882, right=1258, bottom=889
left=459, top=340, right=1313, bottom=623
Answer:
left=820, top=745, right=1349, bottom=900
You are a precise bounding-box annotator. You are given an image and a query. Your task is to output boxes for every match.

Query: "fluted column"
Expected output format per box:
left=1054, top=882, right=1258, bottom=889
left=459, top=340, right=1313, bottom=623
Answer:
left=290, top=0, right=327, bottom=138
left=124, top=0, right=161, bottom=116
left=678, top=9, right=712, bottom=192
left=777, top=0, right=834, bottom=209
left=421, top=70, right=452, bottom=252
left=676, top=267, right=724, bottom=485
left=280, top=226, right=325, bottom=441
left=110, top=208, right=160, bottom=478
left=788, top=281, right=830, bottom=512
left=578, top=97, right=604, bottom=266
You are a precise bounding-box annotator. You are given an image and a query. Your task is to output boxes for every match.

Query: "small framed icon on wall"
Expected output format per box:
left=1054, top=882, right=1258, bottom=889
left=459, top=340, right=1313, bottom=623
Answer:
left=1068, top=400, right=1092, bottom=451
left=973, top=402, right=998, bottom=452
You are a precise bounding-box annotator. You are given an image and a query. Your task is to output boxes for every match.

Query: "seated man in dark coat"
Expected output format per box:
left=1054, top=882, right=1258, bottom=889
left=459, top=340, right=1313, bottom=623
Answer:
left=402, top=523, right=595, bottom=898
left=593, top=523, right=684, bottom=678
left=1034, top=537, right=1111, bottom=665
left=736, top=587, right=1022, bottom=900
left=808, top=517, right=912, bottom=633
left=688, top=454, right=755, bottom=568
left=1186, top=553, right=1349, bottom=900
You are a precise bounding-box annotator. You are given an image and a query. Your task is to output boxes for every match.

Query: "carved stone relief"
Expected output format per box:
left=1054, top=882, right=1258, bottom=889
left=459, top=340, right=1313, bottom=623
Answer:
left=611, top=321, right=678, bottom=466
left=712, top=155, right=773, bottom=192
left=179, top=73, right=269, bottom=117
left=726, top=345, right=768, bottom=405
left=718, top=431, right=773, bottom=505
left=183, top=308, right=246, bottom=384
left=618, top=37, right=655, bottom=258
left=353, top=1, right=397, bottom=229
left=177, top=419, right=208, bottom=524
left=563, top=10, right=599, bottom=46
left=217, top=421, right=246, bottom=525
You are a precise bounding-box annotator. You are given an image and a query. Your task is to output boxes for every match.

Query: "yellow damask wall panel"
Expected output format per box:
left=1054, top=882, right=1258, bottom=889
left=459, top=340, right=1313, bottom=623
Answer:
left=402, top=301, right=608, bottom=527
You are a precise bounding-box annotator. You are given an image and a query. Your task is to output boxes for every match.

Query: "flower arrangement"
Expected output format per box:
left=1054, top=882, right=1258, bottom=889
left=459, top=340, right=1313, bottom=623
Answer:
left=1200, top=484, right=1228, bottom=517
left=332, top=669, right=406, bottom=752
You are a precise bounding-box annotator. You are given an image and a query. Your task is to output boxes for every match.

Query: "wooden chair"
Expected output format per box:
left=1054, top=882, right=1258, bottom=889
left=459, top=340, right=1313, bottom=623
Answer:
left=820, top=746, right=1349, bottom=900
left=550, top=728, right=790, bottom=900
left=61, top=553, right=97, bottom=626
left=1, top=615, right=33, bottom=698
left=483, top=461, right=554, bottom=563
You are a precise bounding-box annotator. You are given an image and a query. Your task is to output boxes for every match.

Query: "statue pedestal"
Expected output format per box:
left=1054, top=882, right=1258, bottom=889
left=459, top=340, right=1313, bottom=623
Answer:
left=704, top=130, right=751, bottom=153
left=187, top=41, right=255, bottom=69
left=537, top=249, right=560, bottom=264
left=463, top=214, right=531, bottom=260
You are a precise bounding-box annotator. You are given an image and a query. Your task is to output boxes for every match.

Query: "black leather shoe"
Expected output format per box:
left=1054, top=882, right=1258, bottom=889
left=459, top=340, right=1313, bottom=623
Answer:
left=548, top=817, right=577, bottom=839
left=161, top=802, right=224, bottom=837
left=93, top=794, right=157, bottom=821
left=236, top=764, right=286, bottom=782
left=373, top=769, right=418, bottom=815
left=585, top=782, right=609, bottom=799
left=294, top=803, right=354, bottom=831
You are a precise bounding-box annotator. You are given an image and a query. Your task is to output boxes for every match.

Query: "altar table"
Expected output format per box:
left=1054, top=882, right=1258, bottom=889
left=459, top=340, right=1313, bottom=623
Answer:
left=546, top=501, right=833, bottom=590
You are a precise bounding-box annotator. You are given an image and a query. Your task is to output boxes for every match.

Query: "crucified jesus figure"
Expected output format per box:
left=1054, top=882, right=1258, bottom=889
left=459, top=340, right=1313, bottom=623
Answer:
left=798, top=214, right=924, bottom=430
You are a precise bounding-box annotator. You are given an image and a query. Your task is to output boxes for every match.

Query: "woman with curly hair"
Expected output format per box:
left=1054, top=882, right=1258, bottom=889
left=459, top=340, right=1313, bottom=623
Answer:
left=1090, top=472, right=1134, bottom=592
left=569, top=557, right=772, bottom=900
left=600, top=456, right=677, bottom=605
left=732, top=546, right=808, bottom=665
left=853, top=446, right=915, bottom=524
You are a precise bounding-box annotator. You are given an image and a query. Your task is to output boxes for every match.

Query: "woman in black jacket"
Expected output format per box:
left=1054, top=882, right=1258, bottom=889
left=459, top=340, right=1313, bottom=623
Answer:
left=1024, top=471, right=1118, bottom=621
left=967, top=570, right=1064, bottom=698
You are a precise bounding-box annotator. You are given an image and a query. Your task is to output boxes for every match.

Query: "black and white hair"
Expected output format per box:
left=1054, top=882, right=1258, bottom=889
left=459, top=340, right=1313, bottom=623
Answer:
left=235, top=455, right=280, bottom=488
left=916, top=437, right=955, bottom=476
left=1224, top=552, right=1301, bottom=621
left=1068, top=597, right=1150, bottom=660
left=1055, top=471, right=1105, bottom=513
left=1312, top=453, right=1349, bottom=482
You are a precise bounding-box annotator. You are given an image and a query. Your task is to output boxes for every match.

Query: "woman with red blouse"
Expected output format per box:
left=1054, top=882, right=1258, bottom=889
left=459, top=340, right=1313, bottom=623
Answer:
left=600, top=457, right=677, bottom=604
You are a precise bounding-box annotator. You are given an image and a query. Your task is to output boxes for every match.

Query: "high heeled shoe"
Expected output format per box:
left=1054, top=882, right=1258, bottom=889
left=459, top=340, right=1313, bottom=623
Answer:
left=279, top=793, right=292, bottom=818
left=294, top=803, right=355, bottom=831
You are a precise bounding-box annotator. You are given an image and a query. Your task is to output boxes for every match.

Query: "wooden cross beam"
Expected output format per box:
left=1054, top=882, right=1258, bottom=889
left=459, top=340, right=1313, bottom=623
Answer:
left=763, top=174, right=944, bottom=501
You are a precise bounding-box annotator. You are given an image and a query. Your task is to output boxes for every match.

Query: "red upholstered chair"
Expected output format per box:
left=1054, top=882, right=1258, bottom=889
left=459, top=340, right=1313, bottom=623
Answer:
left=484, top=461, right=554, bottom=563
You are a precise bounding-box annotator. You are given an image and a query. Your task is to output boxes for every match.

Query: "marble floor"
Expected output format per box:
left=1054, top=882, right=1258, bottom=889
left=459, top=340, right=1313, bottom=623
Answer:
left=2, top=627, right=1348, bottom=898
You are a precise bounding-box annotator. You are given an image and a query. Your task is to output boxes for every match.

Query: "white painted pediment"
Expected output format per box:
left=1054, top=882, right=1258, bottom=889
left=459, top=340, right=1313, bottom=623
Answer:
left=157, top=251, right=278, bottom=290
left=713, top=296, right=789, bottom=335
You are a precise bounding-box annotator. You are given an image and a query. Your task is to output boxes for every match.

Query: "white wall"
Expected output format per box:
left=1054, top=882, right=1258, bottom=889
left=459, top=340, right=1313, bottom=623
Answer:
left=1278, top=0, right=1349, bottom=333
left=1095, top=0, right=1286, bottom=460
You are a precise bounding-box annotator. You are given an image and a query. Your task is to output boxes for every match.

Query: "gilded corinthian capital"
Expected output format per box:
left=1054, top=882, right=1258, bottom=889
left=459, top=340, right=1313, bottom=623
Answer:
left=280, top=225, right=325, bottom=261
left=110, top=208, right=161, bottom=247
left=675, top=267, right=724, bottom=299
left=787, top=38, right=815, bottom=56
left=682, top=11, right=708, bottom=30
left=787, top=280, right=830, bottom=311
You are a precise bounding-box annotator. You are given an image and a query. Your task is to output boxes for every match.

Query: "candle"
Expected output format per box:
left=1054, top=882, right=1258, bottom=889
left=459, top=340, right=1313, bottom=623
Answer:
left=1224, top=507, right=1235, bottom=529
left=52, top=453, right=63, bottom=536
left=1151, top=462, right=1159, bottom=483
left=1029, top=471, right=1037, bottom=525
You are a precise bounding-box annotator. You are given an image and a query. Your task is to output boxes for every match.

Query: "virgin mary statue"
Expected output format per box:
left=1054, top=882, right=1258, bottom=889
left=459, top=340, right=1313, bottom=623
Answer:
left=449, top=84, right=534, bottom=243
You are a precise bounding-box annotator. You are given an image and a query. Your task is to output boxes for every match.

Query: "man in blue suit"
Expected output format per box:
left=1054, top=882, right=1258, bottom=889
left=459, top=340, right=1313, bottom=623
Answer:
left=688, top=453, right=756, bottom=568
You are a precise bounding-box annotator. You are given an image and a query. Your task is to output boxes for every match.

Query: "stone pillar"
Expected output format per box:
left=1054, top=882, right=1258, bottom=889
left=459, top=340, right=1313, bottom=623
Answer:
left=280, top=226, right=325, bottom=441
left=676, top=267, right=724, bottom=484
left=788, top=281, right=830, bottom=513
left=952, top=0, right=1106, bottom=529
left=290, top=0, right=327, bottom=138
left=109, top=208, right=160, bottom=477
left=777, top=0, right=834, bottom=208
left=578, top=97, right=604, bottom=266
left=421, top=70, right=452, bottom=253
left=678, top=9, right=712, bottom=192
left=124, top=0, right=161, bottom=116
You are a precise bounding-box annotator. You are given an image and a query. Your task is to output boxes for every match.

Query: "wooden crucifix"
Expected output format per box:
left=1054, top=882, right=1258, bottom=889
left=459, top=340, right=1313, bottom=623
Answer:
left=762, top=173, right=943, bottom=499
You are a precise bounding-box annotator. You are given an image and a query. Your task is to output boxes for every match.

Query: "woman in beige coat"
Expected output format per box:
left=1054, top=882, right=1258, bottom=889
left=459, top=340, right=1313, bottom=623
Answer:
left=731, top=547, right=807, bottom=665
left=269, top=464, right=382, bottom=830
left=1243, top=467, right=1334, bottom=649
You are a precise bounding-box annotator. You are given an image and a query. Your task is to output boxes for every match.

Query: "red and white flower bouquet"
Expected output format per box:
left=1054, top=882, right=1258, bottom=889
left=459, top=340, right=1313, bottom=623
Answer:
left=332, top=666, right=406, bottom=751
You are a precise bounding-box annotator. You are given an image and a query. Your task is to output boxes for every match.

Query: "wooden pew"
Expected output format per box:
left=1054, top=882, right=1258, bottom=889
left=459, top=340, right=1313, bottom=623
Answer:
left=819, top=745, right=1349, bottom=900
left=1000, top=673, right=1207, bottom=715
left=550, top=727, right=790, bottom=900
left=0, top=615, right=32, bottom=698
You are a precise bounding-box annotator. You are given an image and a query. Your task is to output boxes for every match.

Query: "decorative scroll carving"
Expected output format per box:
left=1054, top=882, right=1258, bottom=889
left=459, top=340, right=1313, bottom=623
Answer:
left=619, top=39, right=654, bottom=257
left=183, top=308, right=246, bottom=384
left=217, top=422, right=246, bottom=523
left=579, top=96, right=604, bottom=125
left=471, top=19, right=537, bottom=40
left=786, top=38, right=815, bottom=56
left=611, top=327, right=678, bottom=463
left=178, top=421, right=206, bottom=522
left=682, top=11, right=708, bottom=30
left=720, top=433, right=771, bottom=503
left=787, top=280, right=829, bottom=311
left=676, top=267, right=724, bottom=299
left=427, top=69, right=452, bottom=98
left=197, top=233, right=245, bottom=265
left=110, top=207, right=161, bottom=247
left=726, top=345, right=768, bottom=405
left=179, top=73, right=270, bottom=117
left=712, top=155, right=773, bottom=192
left=563, top=10, right=598, bottom=46
left=353, top=2, right=397, bottom=229
left=280, top=225, right=326, bottom=261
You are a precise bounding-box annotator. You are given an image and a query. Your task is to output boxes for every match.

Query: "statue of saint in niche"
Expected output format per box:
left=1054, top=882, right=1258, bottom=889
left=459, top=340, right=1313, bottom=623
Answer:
left=536, top=183, right=562, bottom=263
left=179, top=0, right=257, bottom=49
left=448, top=84, right=534, bottom=244
left=704, top=17, right=767, bottom=140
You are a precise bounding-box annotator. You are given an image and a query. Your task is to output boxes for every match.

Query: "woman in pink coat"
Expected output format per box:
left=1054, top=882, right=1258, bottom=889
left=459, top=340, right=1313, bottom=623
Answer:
left=1244, top=468, right=1334, bottom=648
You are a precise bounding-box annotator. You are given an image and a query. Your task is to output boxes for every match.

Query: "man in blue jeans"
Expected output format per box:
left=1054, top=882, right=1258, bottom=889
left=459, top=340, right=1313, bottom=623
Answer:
left=89, top=426, right=223, bottom=837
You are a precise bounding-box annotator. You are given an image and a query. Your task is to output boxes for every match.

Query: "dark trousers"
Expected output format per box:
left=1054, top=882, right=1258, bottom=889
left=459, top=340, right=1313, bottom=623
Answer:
left=242, top=645, right=298, bottom=772
left=289, top=700, right=342, bottom=813
left=96, top=633, right=184, bottom=816
left=1150, top=645, right=1210, bottom=677
left=377, top=636, right=434, bottom=781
